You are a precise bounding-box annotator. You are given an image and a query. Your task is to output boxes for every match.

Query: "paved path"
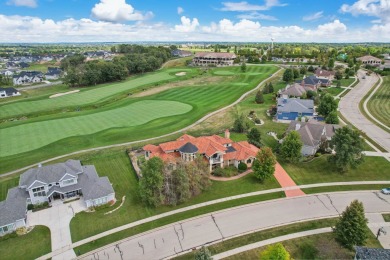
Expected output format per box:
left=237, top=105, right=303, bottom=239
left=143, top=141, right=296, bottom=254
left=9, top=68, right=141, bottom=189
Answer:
left=36, top=182, right=390, bottom=260
left=363, top=151, right=390, bottom=159
left=27, top=199, right=86, bottom=260
left=339, top=70, right=390, bottom=152
left=273, top=163, right=305, bottom=197
left=0, top=67, right=283, bottom=179
left=77, top=191, right=390, bottom=260
left=212, top=218, right=390, bottom=259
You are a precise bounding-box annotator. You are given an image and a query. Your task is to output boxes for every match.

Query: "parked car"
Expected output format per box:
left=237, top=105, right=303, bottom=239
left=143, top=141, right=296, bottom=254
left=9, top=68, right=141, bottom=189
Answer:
left=381, top=188, right=390, bottom=195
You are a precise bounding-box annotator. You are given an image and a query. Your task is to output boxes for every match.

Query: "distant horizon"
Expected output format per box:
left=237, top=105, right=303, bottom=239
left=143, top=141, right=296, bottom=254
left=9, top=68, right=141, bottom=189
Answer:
left=1, top=0, right=390, bottom=42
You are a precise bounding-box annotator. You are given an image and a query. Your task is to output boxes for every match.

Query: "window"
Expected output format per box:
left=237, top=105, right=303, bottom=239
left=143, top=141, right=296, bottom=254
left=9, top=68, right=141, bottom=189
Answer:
left=32, top=186, right=46, bottom=197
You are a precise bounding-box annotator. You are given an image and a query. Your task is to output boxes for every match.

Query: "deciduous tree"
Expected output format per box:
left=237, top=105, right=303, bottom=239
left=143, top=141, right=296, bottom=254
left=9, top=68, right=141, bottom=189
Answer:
left=317, top=93, right=338, bottom=117
left=283, top=68, right=293, bottom=83
left=328, top=126, right=364, bottom=172
left=195, top=246, right=212, bottom=260
left=139, top=157, right=165, bottom=207
left=253, top=147, right=276, bottom=182
left=280, top=131, right=303, bottom=163
left=260, top=243, right=291, bottom=260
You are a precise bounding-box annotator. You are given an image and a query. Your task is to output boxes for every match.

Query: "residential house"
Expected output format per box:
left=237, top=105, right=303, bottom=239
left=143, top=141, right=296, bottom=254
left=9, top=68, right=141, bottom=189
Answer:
left=193, top=52, right=236, bottom=66
left=0, top=69, right=19, bottom=76
left=13, top=71, right=43, bottom=85
left=286, top=120, right=339, bottom=156
left=18, top=62, right=30, bottom=69
left=171, top=49, right=193, bottom=57
left=0, top=160, right=115, bottom=236
left=354, top=246, right=390, bottom=260
left=279, top=83, right=309, bottom=98
left=143, top=130, right=259, bottom=172
left=357, top=55, right=382, bottom=66
left=276, top=97, right=314, bottom=121
left=315, top=68, right=335, bottom=80
left=0, top=87, right=21, bottom=98
left=297, top=75, right=331, bottom=90
left=45, top=67, right=62, bottom=80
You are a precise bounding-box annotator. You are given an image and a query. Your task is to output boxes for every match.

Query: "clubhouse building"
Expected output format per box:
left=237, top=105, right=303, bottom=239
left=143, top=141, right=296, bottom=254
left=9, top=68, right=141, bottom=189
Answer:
left=143, top=130, right=259, bottom=172
left=192, top=52, right=236, bottom=66
left=0, top=160, right=115, bottom=236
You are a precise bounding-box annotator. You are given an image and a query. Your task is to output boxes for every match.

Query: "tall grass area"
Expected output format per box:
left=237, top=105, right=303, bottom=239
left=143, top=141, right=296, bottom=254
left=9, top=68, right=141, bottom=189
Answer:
left=0, top=65, right=278, bottom=174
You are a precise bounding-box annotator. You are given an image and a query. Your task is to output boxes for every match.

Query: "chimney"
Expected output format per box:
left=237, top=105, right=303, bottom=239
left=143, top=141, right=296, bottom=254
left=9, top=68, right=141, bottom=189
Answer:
left=225, top=129, right=230, bottom=139
left=295, top=123, right=301, bottom=130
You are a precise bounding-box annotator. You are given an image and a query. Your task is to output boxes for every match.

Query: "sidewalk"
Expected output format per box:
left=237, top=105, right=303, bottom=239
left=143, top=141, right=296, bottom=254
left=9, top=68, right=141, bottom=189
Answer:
left=273, top=163, right=305, bottom=197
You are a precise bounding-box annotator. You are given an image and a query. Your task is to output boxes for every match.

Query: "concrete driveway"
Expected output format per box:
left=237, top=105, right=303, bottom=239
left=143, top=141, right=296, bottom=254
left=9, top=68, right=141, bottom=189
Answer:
left=27, top=199, right=86, bottom=260
left=339, top=70, right=390, bottom=152
left=78, top=191, right=390, bottom=260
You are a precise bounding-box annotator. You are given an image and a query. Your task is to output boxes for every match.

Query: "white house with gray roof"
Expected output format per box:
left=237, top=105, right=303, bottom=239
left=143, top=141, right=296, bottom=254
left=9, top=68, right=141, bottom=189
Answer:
left=0, top=160, right=115, bottom=236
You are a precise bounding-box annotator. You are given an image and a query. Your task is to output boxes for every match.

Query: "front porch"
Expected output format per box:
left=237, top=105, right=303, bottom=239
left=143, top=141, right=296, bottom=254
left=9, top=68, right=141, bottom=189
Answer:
left=48, top=189, right=82, bottom=204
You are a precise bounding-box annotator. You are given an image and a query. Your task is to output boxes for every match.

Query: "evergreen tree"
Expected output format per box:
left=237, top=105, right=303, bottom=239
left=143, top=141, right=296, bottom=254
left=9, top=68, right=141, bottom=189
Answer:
left=333, top=200, right=369, bottom=249
left=268, top=82, right=274, bottom=93
left=241, top=62, right=247, bottom=72
left=283, top=69, right=293, bottom=83
left=255, top=90, right=265, bottom=104
left=247, top=128, right=261, bottom=147
left=195, top=246, right=212, bottom=260
left=293, top=68, right=300, bottom=79
left=233, top=114, right=251, bottom=133
left=263, top=83, right=269, bottom=94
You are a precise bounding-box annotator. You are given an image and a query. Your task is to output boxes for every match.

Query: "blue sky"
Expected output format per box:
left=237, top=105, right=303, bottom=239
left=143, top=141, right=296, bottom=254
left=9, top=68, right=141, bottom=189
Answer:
left=1, top=0, right=389, bottom=42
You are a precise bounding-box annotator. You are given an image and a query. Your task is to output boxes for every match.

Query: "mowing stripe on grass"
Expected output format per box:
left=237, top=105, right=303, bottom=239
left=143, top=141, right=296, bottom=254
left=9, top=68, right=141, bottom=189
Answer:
left=0, top=69, right=185, bottom=119
left=0, top=100, right=192, bottom=157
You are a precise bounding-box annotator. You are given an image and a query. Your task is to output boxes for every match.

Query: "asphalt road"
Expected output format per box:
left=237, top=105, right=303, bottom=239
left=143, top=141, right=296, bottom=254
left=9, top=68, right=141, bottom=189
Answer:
left=78, top=191, right=390, bottom=260
left=339, top=70, right=390, bottom=152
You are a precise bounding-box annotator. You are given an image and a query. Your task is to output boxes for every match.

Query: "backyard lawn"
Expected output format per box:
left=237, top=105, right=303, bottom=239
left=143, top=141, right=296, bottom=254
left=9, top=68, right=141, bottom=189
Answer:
left=281, top=155, right=390, bottom=185
left=0, top=226, right=51, bottom=260
left=69, top=148, right=281, bottom=242
left=0, top=65, right=278, bottom=174
left=367, top=76, right=390, bottom=128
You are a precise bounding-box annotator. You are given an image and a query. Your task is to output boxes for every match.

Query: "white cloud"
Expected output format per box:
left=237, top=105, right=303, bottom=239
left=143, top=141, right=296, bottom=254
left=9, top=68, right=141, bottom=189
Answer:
left=91, top=0, right=152, bottom=22
left=237, top=11, right=277, bottom=20
left=177, top=7, right=184, bottom=15
left=0, top=14, right=389, bottom=43
left=220, top=0, right=286, bottom=12
left=7, top=0, right=37, bottom=8
left=174, top=16, right=199, bottom=32
left=303, top=11, right=323, bottom=21
left=340, top=0, right=390, bottom=22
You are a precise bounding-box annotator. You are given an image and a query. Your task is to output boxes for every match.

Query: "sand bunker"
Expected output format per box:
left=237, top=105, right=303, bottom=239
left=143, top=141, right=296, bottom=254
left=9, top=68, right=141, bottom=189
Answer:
left=49, top=90, right=80, bottom=98
left=175, top=72, right=187, bottom=76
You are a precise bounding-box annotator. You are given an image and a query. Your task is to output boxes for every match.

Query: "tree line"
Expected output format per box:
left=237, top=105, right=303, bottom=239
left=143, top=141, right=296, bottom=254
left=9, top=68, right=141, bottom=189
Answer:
left=61, top=45, right=171, bottom=87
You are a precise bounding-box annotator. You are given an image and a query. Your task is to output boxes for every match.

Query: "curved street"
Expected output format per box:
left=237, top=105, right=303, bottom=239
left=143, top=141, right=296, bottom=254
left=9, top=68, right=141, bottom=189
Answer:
left=339, top=70, right=390, bottom=152
left=77, top=191, right=390, bottom=260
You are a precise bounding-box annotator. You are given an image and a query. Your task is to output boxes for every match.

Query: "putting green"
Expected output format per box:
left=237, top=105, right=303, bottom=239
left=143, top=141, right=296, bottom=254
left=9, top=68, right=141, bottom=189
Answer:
left=213, top=71, right=235, bottom=76
left=0, top=69, right=195, bottom=119
left=0, top=100, right=192, bottom=157
left=246, top=72, right=263, bottom=75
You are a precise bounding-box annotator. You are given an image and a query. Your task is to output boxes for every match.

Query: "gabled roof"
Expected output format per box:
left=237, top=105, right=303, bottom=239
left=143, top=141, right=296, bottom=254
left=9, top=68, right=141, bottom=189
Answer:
left=0, top=87, right=19, bottom=95
left=298, top=75, right=330, bottom=86
left=224, top=141, right=259, bottom=161
left=78, top=165, right=115, bottom=201
left=277, top=98, right=314, bottom=114
left=315, top=69, right=335, bottom=77
left=287, top=120, right=339, bottom=147
left=357, top=55, right=382, bottom=62
left=0, top=187, right=27, bottom=227
left=19, top=160, right=83, bottom=188
left=280, top=83, right=306, bottom=97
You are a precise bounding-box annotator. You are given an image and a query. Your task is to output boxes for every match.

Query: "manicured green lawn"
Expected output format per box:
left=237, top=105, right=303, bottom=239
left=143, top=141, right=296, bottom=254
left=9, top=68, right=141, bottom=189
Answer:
left=228, top=232, right=381, bottom=260
left=0, top=65, right=278, bottom=174
left=281, top=155, right=390, bottom=185
left=0, top=68, right=196, bottom=120
left=339, top=77, right=355, bottom=87
left=1, top=100, right=192, bottom=157
left=303, top=184, right=386, bottom=194
left=69, top=148, right=281, bottom=243
left=0, top=177, right=19, bottom=201
left=383, top=214, right=390, bottom=222
left=0, top=226, right=51, bottom=260
left=322, top=87, right=344, bottom=96
left=367, top=76, right=390, bottom=128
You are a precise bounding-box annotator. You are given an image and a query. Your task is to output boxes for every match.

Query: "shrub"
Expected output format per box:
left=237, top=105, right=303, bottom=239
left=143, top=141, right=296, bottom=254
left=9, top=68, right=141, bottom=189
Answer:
left=238, top=162, right=248, bottom=172
left=27, top=204, right=34, bottom=210
left=315, top=152, right=321, bottom=157
left=212, top=167, right=224, bottom=177
left=255, top=118, right=261, bottom=124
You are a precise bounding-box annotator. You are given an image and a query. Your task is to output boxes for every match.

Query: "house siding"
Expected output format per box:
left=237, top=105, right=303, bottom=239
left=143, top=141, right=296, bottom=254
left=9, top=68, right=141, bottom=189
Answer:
left=277, top=112, right=313, bottom=121
left=85, top=193, right=115, bottom=208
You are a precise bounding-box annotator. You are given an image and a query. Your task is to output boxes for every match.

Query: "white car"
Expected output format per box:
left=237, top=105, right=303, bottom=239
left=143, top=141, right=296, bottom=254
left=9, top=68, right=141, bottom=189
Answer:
left=381, top=188, right=390, bottom=195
